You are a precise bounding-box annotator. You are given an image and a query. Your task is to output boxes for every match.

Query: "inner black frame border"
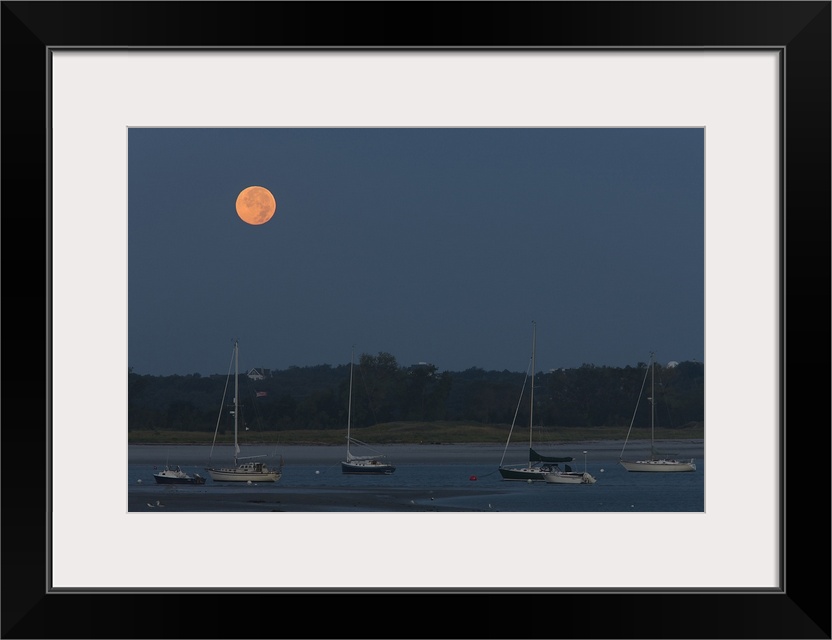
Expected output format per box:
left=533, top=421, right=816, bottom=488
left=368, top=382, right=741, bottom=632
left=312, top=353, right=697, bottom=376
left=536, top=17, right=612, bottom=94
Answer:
left=2, top=2, right=829, bottom=639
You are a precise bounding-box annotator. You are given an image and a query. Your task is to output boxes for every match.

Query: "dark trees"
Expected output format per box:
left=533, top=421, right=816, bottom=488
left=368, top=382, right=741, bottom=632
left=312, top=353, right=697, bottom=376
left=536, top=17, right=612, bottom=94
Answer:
left=127, top=357, right=704, bottom=432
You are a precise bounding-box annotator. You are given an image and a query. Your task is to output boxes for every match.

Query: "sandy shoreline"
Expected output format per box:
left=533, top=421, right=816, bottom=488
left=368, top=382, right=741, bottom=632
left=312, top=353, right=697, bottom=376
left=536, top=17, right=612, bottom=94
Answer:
left=130, top=439, right=703, bottom=464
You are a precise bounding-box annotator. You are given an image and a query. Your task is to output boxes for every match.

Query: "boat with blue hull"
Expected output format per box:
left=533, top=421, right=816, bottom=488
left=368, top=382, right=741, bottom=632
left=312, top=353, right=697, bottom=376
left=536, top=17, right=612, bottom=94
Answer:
left=498, top=322, right=575, bottom=482
left=341, top=347, right=395, bottom=475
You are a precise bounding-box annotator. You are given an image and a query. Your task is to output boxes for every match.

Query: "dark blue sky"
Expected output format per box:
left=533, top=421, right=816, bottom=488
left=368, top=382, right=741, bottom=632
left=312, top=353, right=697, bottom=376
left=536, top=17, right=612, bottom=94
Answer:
left=128, top=127, right=703, bottom=376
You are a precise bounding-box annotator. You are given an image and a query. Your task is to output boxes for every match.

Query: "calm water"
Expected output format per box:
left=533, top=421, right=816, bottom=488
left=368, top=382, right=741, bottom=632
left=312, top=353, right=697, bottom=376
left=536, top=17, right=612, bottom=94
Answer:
left=128, top=441, right=704, bottom=513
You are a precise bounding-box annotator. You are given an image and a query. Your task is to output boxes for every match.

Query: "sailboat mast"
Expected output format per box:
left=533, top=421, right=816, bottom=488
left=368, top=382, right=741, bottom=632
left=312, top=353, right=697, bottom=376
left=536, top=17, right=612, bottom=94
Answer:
left=650, top=351, right=655, bottom=451
left=529, top=321, right=536, bottom=459
left=347, top=347, right=354, bottom=456
left=234, top=339, right=239, bottom=466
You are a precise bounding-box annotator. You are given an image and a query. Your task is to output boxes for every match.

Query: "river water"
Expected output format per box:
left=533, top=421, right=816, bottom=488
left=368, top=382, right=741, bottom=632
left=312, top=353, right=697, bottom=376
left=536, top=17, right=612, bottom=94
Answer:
left=128, top=440, right=704, bottom=513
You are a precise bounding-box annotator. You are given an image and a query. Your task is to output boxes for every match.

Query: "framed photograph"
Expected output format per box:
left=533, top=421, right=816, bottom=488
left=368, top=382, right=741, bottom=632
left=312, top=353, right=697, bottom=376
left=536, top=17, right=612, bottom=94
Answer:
left=5, top=2, right=829, bottom=638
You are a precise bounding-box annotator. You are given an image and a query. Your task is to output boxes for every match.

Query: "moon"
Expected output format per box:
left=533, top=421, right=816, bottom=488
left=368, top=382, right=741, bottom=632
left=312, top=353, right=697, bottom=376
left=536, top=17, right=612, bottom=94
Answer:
left=236, top=186, right=276, bottom=225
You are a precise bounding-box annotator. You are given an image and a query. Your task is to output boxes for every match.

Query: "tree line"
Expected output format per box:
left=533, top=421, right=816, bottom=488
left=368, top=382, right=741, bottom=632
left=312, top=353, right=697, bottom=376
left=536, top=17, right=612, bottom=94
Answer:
left=128, top=353, right=704, bottom=434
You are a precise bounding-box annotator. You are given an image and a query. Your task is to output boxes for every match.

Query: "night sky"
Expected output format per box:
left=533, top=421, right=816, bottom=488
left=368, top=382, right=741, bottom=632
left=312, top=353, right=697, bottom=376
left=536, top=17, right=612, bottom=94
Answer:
left=128, top=127, right=704, bottom=376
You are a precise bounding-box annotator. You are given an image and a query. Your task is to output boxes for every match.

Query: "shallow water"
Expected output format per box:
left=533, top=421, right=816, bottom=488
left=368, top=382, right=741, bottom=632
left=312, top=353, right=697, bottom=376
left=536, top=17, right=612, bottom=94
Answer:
left=129, top=441, right=704, bottom=513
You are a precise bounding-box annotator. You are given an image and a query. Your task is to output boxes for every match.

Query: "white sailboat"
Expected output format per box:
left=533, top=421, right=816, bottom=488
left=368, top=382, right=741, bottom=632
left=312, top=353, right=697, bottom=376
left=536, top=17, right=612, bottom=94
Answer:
left=341, top=347, right=395, bottom=475
left=206, top=339, right=282, bottom=482
left=498, top=322, right=576, bottom=481
left=619, top=352, right=696, bottom=472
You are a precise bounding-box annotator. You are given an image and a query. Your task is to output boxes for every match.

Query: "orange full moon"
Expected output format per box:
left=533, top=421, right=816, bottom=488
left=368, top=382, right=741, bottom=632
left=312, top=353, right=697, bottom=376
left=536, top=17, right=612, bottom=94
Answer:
left=235, top=186, right=276, bottom=225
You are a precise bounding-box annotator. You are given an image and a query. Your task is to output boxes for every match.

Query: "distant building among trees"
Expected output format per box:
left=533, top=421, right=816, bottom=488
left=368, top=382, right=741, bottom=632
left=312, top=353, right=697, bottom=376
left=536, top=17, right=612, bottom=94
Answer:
left=247, top=368, right=271, bottom=380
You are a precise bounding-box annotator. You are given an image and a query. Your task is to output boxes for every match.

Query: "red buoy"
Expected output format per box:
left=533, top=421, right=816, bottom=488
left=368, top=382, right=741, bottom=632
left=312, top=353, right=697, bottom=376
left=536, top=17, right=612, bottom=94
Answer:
left=469, top=475, right=478, bottom=481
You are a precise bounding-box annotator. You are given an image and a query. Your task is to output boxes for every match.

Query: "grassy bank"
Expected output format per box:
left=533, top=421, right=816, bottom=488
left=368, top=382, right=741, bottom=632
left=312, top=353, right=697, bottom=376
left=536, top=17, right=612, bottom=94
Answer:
left=128, top=421, right=704, bottom=445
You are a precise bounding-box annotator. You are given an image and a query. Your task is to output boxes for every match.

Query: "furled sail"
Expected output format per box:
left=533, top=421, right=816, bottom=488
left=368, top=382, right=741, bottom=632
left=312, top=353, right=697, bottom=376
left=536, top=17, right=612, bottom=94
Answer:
left=347, top=452, right=381, bottom=461
left=529, top=447, right=574, bottom=463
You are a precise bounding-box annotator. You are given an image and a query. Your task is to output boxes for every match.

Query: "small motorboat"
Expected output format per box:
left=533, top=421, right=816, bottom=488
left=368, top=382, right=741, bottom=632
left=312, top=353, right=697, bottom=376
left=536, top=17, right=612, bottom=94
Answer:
left=544, top=464, right=596, bottom=485
left=153, top=464, right=206, bottom=485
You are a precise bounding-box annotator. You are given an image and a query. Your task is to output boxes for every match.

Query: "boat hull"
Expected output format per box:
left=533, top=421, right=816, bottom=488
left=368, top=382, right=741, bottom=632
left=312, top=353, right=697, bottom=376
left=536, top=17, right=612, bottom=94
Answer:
left=544, top=472, right=596, bottom=484
left=498, top=466, right=549, bottom=481
left=153, top=473, right=206, bottom=485
left=341, top=461, right=395, bottom=475
left=620, top=459, right=696, bottom=472
left=206, top=467, right=281, bottom=482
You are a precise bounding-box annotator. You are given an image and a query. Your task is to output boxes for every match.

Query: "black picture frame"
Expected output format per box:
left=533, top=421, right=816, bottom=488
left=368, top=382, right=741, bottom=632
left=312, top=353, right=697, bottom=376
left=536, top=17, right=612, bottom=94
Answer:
left=3, top=2, right=829, bottom=638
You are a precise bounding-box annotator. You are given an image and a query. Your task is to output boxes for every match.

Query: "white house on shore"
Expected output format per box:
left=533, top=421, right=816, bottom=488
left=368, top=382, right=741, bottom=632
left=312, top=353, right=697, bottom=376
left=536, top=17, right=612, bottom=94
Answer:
left=247, top=367, right=271, bottom=380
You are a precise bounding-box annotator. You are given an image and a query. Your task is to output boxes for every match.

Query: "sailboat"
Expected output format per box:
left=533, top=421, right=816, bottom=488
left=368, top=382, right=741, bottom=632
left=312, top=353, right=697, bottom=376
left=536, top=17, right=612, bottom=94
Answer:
left=206, top=339, right=282, bottom=482
left=498, top=322, right=576, bottom=481
left=619, top=352, right=696, bottom=472
left=340, top=347, right=395, bottom=475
